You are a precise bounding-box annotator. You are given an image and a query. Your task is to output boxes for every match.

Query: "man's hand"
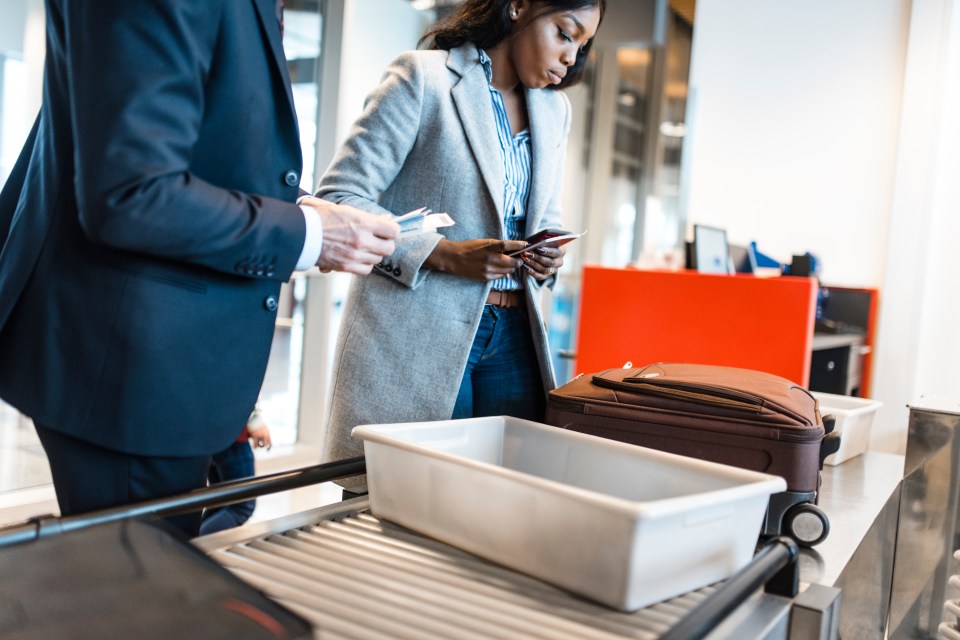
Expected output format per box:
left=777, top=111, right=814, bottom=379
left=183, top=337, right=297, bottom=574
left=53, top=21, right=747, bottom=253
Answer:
left=247, top=424, right=272, bottom=450
left=424, top=239, right=527, bottom=281
left=300, top=196, right=400, bottom=275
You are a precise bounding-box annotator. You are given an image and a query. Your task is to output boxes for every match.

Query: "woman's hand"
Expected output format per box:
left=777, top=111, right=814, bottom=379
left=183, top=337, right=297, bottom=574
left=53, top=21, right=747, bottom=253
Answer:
left=425, top=239, right=527, bottom=281
left=519, top=245, right=566, bottom=282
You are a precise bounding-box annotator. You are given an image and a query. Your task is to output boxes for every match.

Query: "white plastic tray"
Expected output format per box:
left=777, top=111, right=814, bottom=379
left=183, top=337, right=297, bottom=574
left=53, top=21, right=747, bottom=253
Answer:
left=812, top=392, right=882, bottom=466
left=353, top=416, right=786, bottom=611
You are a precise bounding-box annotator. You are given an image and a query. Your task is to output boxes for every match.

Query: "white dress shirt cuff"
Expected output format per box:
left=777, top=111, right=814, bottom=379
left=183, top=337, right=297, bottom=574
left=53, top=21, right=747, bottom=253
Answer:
left=295, top=203, right=323, bottom=271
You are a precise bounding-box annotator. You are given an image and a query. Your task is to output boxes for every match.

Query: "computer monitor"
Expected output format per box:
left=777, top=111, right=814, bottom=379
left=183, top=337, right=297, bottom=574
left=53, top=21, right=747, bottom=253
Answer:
left=729, top=243, right=757, bottom=274
left=692, top=224, right=731, bottom=274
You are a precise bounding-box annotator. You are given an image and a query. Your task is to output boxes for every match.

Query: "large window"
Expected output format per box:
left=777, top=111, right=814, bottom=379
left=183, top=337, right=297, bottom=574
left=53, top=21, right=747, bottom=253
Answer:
left=257, top=1, right=325, bottom=450
left=0, top=0, right=39, bottom=185
left=0, top=2, right=329, bottom=495
left=577, top=5, right=693, bottom=270
left=0, top=0, right=50, bottom=498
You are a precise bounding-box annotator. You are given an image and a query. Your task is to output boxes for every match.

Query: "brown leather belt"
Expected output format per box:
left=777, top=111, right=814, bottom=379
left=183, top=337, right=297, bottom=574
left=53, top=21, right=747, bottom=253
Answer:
left=486, top=289, right=524, bottom=308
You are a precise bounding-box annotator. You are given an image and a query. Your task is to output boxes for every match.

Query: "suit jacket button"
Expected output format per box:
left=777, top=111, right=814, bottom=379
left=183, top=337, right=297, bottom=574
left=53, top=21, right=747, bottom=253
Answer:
left=284, top=170, right=300, bottom=186
left=264, top=295, right=279, bottom=311
left=393, top=267, right=401, bottom=276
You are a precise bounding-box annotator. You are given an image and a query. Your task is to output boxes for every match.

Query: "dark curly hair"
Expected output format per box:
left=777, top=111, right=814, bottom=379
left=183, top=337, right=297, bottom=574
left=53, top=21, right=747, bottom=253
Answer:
left=419, top=0, right=606, bottom=90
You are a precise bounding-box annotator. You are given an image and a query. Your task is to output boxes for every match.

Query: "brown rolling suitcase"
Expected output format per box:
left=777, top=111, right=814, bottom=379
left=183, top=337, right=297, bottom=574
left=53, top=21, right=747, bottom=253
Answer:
left=545, top=362, right=840, bottom=547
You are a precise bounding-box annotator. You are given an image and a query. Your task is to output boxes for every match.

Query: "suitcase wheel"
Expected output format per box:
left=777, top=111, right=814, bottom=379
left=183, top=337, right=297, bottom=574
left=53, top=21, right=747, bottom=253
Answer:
left=783, top=503, right=830, bottom=547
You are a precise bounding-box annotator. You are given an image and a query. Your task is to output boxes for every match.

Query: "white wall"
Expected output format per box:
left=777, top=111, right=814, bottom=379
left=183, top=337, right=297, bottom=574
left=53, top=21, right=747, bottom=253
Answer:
left=681, top=0, right=960, bottom=454
left=336, top=0, right=432, bottom=147
left=682, top=0, right=910, bottom=287
left=872, top=0, right=960, bottom=451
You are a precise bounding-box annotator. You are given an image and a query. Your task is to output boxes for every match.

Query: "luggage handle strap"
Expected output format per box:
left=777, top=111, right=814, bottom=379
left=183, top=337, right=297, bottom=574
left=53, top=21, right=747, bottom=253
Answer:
left=598, top=367, right=817, bottom=427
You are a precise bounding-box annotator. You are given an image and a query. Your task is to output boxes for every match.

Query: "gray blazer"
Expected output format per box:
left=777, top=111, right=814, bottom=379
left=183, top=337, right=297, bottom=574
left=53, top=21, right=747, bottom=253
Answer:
left=317, top=43, right=571, bottom=486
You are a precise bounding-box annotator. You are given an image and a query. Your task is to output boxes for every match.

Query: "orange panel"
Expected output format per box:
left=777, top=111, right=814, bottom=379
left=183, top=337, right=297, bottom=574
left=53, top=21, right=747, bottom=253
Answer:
left=861, top=287, right=879, bottom=397
left=574, top=267, right=818, bottom=386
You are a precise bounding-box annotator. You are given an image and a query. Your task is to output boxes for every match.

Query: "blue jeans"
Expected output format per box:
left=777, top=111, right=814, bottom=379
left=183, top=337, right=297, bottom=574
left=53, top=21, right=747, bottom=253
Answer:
left=452, top=305, right=545, bottom=421
left=200, top=440, right=256, bottom=535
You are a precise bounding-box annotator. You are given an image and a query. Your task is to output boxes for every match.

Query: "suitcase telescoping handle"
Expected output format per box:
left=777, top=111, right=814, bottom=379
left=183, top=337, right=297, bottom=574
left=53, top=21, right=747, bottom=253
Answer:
left=819, top=414, right=842, bottom=468
left=0, top=456, right=366, bottom=549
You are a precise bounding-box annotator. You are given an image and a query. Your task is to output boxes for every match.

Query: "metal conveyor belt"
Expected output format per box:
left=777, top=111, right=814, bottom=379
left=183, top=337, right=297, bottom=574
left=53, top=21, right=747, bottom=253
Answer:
left=204, top=508, right=720, bottom=640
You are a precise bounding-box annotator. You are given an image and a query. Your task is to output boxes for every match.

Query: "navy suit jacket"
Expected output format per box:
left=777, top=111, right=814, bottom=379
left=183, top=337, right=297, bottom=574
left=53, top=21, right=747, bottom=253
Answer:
left=0, top=0, right=308, bottom=456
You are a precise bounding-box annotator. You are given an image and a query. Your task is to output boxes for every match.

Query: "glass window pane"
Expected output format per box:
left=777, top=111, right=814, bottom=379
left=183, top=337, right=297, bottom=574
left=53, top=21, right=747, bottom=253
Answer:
left=257, top=1, right=323, bottom=448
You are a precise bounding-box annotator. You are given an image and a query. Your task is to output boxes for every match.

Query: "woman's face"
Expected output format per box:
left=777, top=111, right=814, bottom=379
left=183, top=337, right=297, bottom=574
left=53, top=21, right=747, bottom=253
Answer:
left=509, top=2, right=602, bottom=89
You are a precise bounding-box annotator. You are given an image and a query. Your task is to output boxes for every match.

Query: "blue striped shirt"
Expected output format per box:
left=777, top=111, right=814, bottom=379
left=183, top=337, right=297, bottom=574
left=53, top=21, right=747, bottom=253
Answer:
left=479, top=48, right=530, bottom=292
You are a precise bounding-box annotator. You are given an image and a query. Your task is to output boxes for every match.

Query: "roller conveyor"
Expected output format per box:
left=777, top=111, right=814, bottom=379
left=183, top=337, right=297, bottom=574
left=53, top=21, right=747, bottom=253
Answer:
left=1, top=458, right=820, bottom=639
left=197, top=500, right=719, bottom=640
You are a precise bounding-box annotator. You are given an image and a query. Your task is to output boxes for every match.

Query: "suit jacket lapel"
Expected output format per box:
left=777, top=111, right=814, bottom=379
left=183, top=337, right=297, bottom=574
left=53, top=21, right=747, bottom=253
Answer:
left=251, top=0, right=296, bottom=121
left=448, top=46, right=505, bottom=222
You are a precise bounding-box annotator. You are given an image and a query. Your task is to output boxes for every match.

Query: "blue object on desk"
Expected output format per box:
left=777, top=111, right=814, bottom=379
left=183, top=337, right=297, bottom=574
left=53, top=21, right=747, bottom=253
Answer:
left=750, top=241, right=783, bottom=269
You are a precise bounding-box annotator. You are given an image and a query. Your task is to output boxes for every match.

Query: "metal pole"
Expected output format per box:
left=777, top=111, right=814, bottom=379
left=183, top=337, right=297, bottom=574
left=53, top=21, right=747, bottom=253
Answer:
left=660, top=537, right=799, bottom=640
left=0, top=456, right=365, bottom=549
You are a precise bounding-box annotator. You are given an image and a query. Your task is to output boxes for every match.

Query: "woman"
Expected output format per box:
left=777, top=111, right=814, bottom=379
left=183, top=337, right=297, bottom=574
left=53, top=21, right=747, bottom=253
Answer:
left=316, top=0, right=604, bottom=493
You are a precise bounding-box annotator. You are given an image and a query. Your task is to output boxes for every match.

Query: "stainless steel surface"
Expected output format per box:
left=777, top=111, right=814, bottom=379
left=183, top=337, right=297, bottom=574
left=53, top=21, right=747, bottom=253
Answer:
left=889, top=400, right=960, bottom=639
left=197, top=499, right=797, bottom=639
left=787, top=584, right=841, bottom=640
left=792, top=452, right=903, bottom=639
left=800, top=452, right=903, bottom=587
left=831, top=477, right=899, bottom=640
left=704, top=591, right=791, bottom=640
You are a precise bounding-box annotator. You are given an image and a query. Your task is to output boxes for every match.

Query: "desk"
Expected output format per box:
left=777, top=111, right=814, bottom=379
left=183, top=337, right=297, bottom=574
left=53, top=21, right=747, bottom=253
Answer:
left=810, top=333, right=867, bottom=396
left=572, top=267, right=879, bottom=398
left=817, top=286, right=880, bottom=397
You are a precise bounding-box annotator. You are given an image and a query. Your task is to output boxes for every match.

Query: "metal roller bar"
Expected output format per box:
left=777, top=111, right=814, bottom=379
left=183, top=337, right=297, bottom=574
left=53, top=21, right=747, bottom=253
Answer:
left=250, top=533, right=615, bottom=639
left=206, top=510, right=727, bottom=639
left=659, top=537, right=799, bottom=640
left=293, top=521, right=694, bottom=635
left=0, top=457, right=366, bottom=548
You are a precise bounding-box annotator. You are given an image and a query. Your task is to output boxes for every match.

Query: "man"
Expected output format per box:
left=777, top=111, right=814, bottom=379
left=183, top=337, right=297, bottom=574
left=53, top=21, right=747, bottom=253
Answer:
left=0, top=0, right=398, bottom=535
